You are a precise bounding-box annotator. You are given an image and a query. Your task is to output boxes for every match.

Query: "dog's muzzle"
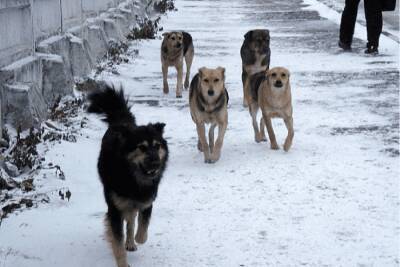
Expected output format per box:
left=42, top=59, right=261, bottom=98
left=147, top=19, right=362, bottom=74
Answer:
left=274, top=80, right=283, bottom=88
left=142, top=158, right=161, bottom=176
left=208, top=89, right=214, bottom=96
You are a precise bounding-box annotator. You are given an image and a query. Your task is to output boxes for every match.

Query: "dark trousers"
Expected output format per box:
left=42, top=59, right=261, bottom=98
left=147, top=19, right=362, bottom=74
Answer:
left=339, top=0, right=383, bottom=47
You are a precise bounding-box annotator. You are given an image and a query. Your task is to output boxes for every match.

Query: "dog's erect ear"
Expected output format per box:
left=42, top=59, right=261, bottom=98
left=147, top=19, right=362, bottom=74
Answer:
left=264, top=29, right=270, bottom=39
left=244, top=30, right=253, bottom=39
left=198, top=67, right=206, bottom=79
left=217, top=67, right=226, bottom=81
left=265, top=69, right=271, bottom=85
left=152, top=123, right=166, bottom=134
left=162, top=32, right=170, bottom=38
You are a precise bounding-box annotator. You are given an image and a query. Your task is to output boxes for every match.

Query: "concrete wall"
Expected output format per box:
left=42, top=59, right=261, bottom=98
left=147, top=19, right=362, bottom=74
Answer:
left=0, top=0, right=152, bottom=69
left=33, top=0, right=62, bottom=40
left=0, top=0, right=33, bottom=68
left=0, top=0, right=154, bottom=135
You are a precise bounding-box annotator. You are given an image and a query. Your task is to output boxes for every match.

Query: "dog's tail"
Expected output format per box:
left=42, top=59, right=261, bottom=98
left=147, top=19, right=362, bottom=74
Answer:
left=87, top=85, right=136, bottom=126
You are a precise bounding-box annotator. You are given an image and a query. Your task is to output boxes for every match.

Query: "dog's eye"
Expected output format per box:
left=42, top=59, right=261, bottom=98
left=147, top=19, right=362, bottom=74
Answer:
left=204, top=79, right=209, bottom=83
left=271, top=73, right=277, bottom=77
left=138, top=145, right=147, bottom=151
left=154, top=143, right=161, bottom=150
left=214, top=78, right=220, bottom=83
left=178, top=37, right=182, bottom=40
left=171, top=37, right=176, bottom=41
left=281, top=73, right=286, bottom=77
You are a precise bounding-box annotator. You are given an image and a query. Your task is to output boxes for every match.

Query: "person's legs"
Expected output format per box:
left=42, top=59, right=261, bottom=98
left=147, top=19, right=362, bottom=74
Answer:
left=364, top=0, right=382, bottom=53
left=339, top=0, right=361, bottom=48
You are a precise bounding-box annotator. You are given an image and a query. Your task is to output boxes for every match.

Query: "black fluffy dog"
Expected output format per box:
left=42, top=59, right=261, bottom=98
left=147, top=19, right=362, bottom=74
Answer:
left=88, top=86, right=168, bottom=267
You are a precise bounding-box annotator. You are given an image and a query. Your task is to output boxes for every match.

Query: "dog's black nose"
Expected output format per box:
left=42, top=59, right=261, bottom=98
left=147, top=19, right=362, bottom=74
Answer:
left=275, top=80, right=283, bottom=87
left=176, top=43, right=182, bottom=48
left=208, top=89, right=214, bottom=96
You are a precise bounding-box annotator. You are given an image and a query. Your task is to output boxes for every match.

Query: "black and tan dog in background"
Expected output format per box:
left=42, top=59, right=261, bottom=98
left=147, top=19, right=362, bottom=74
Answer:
left=247, top=67, right=294, bottom=151
left=240, top=29, right=270, bottom=107
left=88, top=86, right=169, bottom=267
left=189, top=67, right=229, bottom=163
left=161, top=31, right=194, bottom=98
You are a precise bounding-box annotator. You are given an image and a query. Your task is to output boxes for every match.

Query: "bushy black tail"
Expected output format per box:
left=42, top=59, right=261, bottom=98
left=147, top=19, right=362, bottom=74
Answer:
left=87, top=85, right=136, bottom=126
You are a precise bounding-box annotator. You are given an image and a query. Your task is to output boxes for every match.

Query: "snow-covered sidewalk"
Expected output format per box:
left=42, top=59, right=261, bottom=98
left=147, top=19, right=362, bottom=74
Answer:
left=1, top=0, right=399, bottom=266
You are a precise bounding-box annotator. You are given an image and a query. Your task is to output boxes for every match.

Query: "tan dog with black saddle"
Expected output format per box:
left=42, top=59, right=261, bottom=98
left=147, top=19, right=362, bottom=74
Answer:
left=161, top=31, right=194, bottom=98
left=247, top=67, right=294, bottom=151
left=189, top=67, right=229, bottom=163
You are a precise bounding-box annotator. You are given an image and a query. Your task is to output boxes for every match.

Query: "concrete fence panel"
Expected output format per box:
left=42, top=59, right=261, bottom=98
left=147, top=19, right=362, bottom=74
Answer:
left=0, top=0, right=33, bottom=68
left=32, top=0, right=61, bottom=40
left=61, top=0, right=82, bottom=29
left=82, top=0, right=114, bottom=16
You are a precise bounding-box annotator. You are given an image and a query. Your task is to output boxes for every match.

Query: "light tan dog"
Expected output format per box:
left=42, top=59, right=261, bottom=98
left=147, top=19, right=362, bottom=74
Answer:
left=161, top=31, right=194, bottom=98
left=246, top=67, right=294, bottom=151
left=189, top=67, right=229, bottom=163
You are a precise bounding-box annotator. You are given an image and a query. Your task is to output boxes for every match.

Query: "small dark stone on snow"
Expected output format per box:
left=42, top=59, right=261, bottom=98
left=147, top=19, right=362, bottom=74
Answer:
left=4, top=162, right=19, bottom=177
left=0, top=139, right=8, bottom=148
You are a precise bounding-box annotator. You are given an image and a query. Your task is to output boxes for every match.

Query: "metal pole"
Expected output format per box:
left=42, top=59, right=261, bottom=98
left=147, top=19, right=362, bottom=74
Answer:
left=59, top=0, right=63, bottom=33
left=80, top=0, right=84, bottom=38
left=81, top=0, right=84, bottom=24
left=30, top=0, right=35, bottom=56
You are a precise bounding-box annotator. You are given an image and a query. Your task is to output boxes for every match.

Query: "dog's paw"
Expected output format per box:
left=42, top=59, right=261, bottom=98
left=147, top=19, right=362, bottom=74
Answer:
left=270, top=143, right=279, bottom=150
left=135, top=231, right=148, bottom=244
left=283, top=141, right=292, bottom=152
left=184, top=80, right=189, bottom=90
left=163, top=84, right=169, bottom=94
left=176, top=94, right=182, bottom=98
left=204, top=156, right=215, bottom=164
left=204, top=159, right=215, bottom=164
left=255, top=134, right=266, bottom=143
left=205, top=155, right=219, bottom=164
left=209, top=152, right=220, bottom=162
left=125, top=239, right=137, bottom=251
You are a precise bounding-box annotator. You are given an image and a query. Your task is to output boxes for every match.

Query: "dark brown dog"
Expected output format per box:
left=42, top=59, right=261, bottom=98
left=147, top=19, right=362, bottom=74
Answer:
left=240, top=29, right=271, bottom=107
left=161, top=31, right=194, bottom=98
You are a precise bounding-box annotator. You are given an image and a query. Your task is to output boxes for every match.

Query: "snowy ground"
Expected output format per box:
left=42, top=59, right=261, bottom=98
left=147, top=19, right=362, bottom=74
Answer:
left=1, top=0, right=399, bottom=266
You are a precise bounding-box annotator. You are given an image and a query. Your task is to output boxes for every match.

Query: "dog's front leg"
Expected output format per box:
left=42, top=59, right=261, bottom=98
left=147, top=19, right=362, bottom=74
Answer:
left=209, top=124, right=217, bottom=153
left=196, top=122, right=211, bottom=163
left=259, top=117, right=267, bottom=141
left=242, top=71, right=249, bottom=107
left=162, top=64, right=169, bottom=94
left=262, top=112, right=279, bottom=150
left=184, top=50, right=193, bottom=90
left=283, top=116, right=294, bottom=152
left=249, top=103, right=264, bottom=143
left=125, top=210, right=138, bottom=251
left=105, top=210, right=129, bottom=267
left=209, top=121, right=227, bottom=163
left=175, top=63, right=183, bottom=98
left=135, top=205, right=152, bottom=244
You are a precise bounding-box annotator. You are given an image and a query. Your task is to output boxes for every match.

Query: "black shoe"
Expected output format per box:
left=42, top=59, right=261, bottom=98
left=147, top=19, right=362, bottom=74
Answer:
left=365, top=44, right=379, bottom=55
left=338, top=41, right=351, bottom=51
